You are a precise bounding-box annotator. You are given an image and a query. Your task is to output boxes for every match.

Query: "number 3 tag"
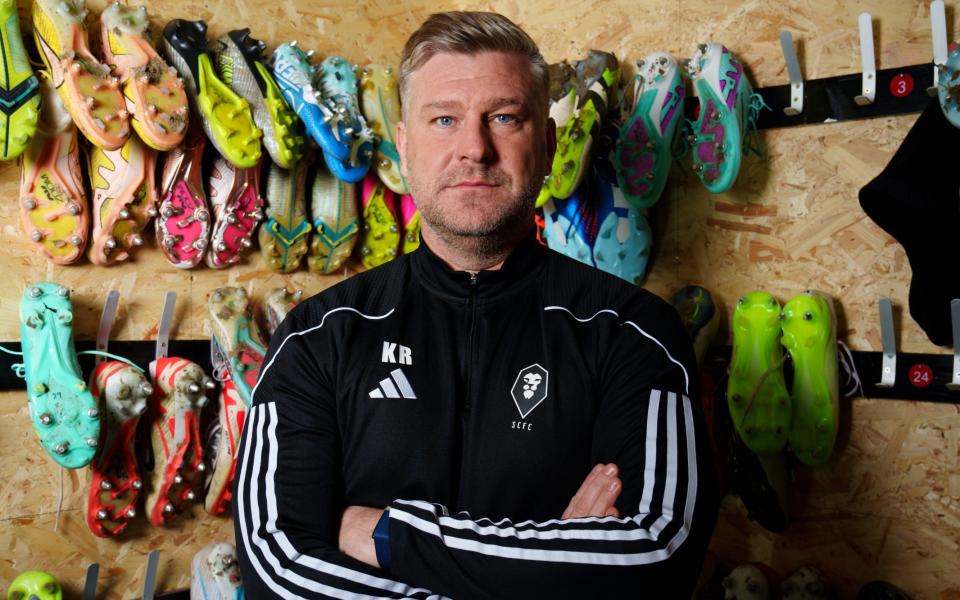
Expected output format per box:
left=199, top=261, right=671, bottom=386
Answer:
left=889, top=73, right=914, bottom=98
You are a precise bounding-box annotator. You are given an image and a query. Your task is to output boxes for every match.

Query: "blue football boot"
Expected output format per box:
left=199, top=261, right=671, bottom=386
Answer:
left=316, top=55, right=373, bottom=183
left=270, top=43, right=344, bottom=161
left=542, top=166, right=651, bottom=285
left=591, top=172, right=652, bottom=285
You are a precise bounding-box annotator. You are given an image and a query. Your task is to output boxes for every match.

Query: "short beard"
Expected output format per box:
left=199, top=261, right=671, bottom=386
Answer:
left=412, top=167, right=540, bottom=262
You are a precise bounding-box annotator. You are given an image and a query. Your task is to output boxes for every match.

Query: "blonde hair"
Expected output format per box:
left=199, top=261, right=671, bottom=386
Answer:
left=399, top=11, right=549, bottom=117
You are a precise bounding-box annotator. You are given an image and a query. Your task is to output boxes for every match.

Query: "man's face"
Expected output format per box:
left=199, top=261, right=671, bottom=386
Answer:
left=396, top=51, right=553, bottom=245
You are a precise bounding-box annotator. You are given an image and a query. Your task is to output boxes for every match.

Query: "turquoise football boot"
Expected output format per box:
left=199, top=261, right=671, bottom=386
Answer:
left=209, top=286, right=265, bottom=407
left=19, top=282, right=100, bottom=468
left=938, top=41, right=960, bottom=128
left=614, top=51, right=686, bottom=208
left=686, top=43, right=769, bottom=193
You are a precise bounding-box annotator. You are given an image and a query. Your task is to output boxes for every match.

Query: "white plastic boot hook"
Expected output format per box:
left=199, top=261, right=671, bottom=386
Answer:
left=947, top=299, right=960, bottom=390
left=780, top=30, right=804, bottom=115
left=929, top=0, right=948, bottom=95
left=94, top=290, right=120, bottom=366
left=855, top=12, right=877, bottom=106
left=877, top=298, right=896, bottom=388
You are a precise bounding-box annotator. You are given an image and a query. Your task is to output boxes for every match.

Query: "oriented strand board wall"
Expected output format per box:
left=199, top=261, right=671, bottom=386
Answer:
left=1, top=0, right=957, bottom=597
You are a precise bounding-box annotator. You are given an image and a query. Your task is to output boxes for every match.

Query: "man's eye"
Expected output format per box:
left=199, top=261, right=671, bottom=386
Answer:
left=435, top=116, right=454, bottom=127
left=494, top=114, right=517, bottom=125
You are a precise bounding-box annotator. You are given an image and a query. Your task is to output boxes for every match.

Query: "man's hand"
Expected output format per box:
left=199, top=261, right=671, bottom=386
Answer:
left=562, top=463, right=622, bottom=519
left=339, top=506, right=384, bottom=567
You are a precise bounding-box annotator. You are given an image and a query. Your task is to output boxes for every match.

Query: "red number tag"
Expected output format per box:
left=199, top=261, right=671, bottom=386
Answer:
left=908, top=363, right=932, bottom=388
left=890, top=74, right=914, bottom=98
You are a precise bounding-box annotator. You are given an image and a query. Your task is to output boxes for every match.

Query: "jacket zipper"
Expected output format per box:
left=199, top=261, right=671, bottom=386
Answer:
left=464, top=272, right=479, bottom=414
left=453, top=272, right=480, bottom=508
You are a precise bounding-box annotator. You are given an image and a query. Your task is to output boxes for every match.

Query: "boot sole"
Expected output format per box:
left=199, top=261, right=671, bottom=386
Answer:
left=19, top=282, right=99, bottom=469
left=780, top=290, right=839, bottom=465
left=208, top=286, right=265, bottom=406
left=87, top=361, right=150, bottom=537
left=145, top=357, right=209, bottom=526
left=260, top=157, right=310, bottom=273
left=205, top=156, right=263, bottom=269
left=727, top=290, right=791, bottom=455
left=87, top=136, right=156, bottom=265
left=156, top=125, right=209, bottom=268
left=308, top=164, right=358, bottom=273
left=356, top=174, right=398, bottom=269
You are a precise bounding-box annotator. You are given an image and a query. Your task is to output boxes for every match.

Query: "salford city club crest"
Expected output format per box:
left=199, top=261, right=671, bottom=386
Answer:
left=510, top=364, right=549, bottom=418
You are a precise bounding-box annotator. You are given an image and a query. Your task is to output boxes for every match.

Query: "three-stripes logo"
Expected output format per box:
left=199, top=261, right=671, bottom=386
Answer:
left=369, top=368, right=417, bottom=399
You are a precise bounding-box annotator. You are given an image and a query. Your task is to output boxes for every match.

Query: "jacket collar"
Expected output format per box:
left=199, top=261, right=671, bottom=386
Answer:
left=411, top=231, right=546, bottom=301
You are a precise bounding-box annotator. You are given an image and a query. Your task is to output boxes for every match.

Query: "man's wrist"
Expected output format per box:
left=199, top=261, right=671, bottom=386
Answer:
left=372, top=508, right=392, bottom=571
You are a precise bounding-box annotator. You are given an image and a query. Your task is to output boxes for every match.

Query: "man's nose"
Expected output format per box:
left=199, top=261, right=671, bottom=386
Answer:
left=456, top=118, right=495, bottom=164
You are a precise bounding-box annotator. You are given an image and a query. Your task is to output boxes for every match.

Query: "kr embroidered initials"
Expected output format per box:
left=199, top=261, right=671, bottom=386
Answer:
left=381, top=341, right=413, bottom=365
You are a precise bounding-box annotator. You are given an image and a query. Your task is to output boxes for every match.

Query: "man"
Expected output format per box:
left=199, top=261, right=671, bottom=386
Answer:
left=235, top=11, right=717, bottom=599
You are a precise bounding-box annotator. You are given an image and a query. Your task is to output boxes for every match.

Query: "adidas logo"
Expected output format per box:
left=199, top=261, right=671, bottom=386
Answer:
left=368, top=368, right=417, bottom=399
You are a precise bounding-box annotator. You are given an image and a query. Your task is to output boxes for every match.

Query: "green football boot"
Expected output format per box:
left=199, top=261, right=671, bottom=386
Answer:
left=780, top=290, right=839, bottom=465
left=162, top=19, right=261, bottom=168
left=355, top=171, right=398, bottom=269
left=209, top=29, right=303, bottom=168
left=537, top=50, right=619, bottom=204
left=0, top=0, right=40, bottom=160
left=534, top=61, right=575, bottom=209
left=727, top=291, right=790, bottom=455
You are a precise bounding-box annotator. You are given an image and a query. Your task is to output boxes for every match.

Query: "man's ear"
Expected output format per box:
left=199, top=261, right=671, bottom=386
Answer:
left=396, top=120, right=409, bottom=179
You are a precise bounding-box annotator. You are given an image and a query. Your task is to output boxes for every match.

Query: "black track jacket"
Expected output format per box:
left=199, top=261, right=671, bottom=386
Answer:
left=234, top=234, right=718, bottom=599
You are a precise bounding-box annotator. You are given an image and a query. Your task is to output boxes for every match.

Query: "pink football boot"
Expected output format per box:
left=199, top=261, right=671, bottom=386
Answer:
left=205, top=156, right=264, bottom=269
left=156, top=123, right=210, bottom=268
